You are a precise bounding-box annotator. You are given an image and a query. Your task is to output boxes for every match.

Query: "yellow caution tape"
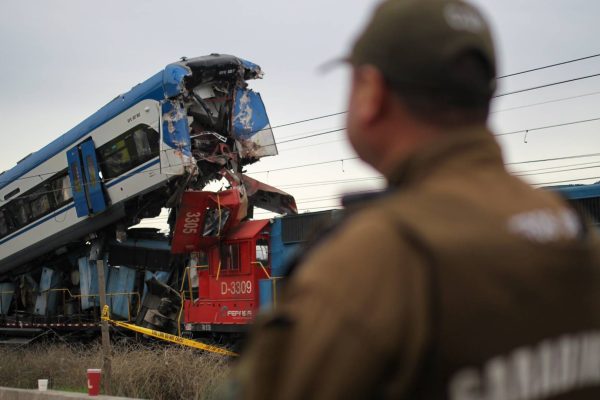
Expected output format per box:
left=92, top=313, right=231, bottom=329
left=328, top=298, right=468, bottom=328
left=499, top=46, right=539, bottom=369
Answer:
left=101, top=305, right=237, bottom=357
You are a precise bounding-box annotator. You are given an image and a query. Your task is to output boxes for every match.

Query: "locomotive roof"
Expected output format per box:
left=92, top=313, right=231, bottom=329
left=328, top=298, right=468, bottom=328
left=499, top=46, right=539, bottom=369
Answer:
left=0, top=54, right=262, bottom=191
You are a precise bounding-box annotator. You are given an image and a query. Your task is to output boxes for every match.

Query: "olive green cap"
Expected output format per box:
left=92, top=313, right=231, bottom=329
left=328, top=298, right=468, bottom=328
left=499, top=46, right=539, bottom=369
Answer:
left=349, top=0, right=496, bottom=95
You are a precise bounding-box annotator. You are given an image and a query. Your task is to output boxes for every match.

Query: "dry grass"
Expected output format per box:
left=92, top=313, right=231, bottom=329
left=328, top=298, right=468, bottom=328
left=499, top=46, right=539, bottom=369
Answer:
left=0, top=341, right=233, bottom=399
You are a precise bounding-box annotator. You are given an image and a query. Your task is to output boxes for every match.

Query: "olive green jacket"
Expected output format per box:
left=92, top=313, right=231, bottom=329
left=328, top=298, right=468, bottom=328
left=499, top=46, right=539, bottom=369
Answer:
left=231, top=127, right=600, bottom=399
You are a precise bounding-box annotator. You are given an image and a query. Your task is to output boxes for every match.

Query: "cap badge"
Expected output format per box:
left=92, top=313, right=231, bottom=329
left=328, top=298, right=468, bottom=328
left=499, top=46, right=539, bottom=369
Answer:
left=444, top=3, right=485, bottom=33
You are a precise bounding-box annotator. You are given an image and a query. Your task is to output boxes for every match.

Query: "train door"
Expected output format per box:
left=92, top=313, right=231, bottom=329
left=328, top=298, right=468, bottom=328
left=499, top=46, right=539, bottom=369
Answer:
left=67, top=139, right=107, bottom=217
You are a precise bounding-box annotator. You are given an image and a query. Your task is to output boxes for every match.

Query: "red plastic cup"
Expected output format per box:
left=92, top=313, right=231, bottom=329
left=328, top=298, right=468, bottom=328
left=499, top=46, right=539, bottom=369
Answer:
left=87, top=369, right=101, bottom=396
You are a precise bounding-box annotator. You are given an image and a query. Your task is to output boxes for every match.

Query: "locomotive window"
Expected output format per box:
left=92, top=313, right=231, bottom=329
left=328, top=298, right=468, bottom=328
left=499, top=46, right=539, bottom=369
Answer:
left=221, top=244, right=240, bottom=271
left=97, top=125, right=159, bottom=180
left=256, top=238, right=269, bottom=264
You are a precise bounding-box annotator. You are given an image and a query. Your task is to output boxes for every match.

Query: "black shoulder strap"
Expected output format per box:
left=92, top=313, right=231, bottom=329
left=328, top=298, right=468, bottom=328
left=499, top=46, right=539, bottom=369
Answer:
left=379, top=213, right=441, bottom=399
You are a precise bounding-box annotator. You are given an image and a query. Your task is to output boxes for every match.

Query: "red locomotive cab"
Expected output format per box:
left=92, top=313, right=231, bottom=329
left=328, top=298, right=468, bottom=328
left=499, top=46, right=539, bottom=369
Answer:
left=183, top=219, right=272, bottom=333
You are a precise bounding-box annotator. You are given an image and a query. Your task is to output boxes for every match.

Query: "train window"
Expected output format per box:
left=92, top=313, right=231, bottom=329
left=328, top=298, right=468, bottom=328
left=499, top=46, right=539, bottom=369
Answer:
left=220, top=244, right=240, bottom=271
left=13, top=200, right=31, bottom=226
left=256, top=238, right=269, bottom=264
left=3, top=188, right=20, bottom=201
left=30, top=194, right=50, bottom=218
left=0, top=211, right=8, bottom=236
left=97, top=125, right=159, bottom=180
left=52, top=174, right=72, bottom=205
left=0, top=169, right=73, bottom=238
left=133, top=129, right=152, bottom=158
left=99, top=139, right=130, bottom=178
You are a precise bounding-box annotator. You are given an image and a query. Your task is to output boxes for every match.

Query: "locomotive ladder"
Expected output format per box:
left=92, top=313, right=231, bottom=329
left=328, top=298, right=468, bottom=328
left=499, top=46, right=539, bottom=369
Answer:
left=101, top=305, right=237, bottom=357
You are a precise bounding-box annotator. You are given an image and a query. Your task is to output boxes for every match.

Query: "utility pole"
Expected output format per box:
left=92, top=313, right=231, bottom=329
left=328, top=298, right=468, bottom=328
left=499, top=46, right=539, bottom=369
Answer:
left=90, top=238, right=111, bottom=395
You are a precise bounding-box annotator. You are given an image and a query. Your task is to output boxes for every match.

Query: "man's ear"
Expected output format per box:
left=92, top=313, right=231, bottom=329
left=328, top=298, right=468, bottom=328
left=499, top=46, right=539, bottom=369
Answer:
left=353, top=65, right=388, bottom=126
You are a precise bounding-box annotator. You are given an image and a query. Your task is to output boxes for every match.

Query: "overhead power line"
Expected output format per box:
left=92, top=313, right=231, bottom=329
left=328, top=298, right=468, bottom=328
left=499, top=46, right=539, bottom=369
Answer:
left=491, top=90, right=600, bottom=114
left=276, top=125, right=343, bottom=140
left=277, top=128, right=345, bottom=144
left=506, top=152, right=600, bottom=166
left=273, top=111, right=600, bottom=148
left=264, top=53, right=600, bottom=136
left=533, top=176, right=600, bottom=187
left=270, top=71, right=600, bottom=140
left=277, top=114, right=600, bottom=144
left=277, top=176, right=384, bottom=189
left=494, top=116, right=600, bottom=137
left=270, top=111, right=347, bottom=130
left=510, top=160, right=600, bottom=175
left=494, top=72, right=600, bottom=98
left=280, top=138, right=346, bottom=153
left=248, top=157, right=360, bottom=174
left=514, top=163, right=600, bottom=178
left=497, top=53, right=600, bottom=79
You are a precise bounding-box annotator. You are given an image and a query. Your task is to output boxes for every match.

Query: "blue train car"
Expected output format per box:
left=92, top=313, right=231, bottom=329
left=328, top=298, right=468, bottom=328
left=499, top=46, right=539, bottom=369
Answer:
left=548, top=183, right=600, bottom=226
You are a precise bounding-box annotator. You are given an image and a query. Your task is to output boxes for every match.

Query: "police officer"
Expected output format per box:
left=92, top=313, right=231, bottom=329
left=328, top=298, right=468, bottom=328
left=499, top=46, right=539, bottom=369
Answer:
left=231, top=0, right=600, bottom=399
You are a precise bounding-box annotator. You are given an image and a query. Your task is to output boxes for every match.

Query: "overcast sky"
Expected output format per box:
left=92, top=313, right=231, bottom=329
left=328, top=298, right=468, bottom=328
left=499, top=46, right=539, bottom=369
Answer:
left=1, top=0, right=600, bottom=221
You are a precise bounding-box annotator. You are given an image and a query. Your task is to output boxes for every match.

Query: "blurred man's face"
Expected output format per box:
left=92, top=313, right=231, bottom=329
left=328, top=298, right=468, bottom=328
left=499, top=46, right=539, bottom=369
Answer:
left=345, top=66, right=386, bottom=171
left=346, top=69, right=366, bottom=161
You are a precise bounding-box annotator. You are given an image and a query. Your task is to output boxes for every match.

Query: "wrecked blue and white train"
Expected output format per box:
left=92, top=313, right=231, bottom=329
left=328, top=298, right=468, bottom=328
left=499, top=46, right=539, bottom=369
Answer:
left=0, top=54, right=286, bottom=328
left=0, top=54, right=277, bottom=275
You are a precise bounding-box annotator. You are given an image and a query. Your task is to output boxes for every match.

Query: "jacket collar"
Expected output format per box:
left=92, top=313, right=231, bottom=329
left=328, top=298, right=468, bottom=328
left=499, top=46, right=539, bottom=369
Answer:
left=386, top=125, right=505, bottom=189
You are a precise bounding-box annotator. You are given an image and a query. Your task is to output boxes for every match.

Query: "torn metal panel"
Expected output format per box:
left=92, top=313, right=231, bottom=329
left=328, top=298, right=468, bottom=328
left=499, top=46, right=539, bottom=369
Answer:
left=142, top=270, right=171, bottom=302
left=162, top=64, right=192, bottom=98
left=34, top=267, right=61, bottom=316
left=171, top=187, right=248, bottom=254
left=135, top=275, right=181, bottom=332
left=232, top=88, right=277, bottom=159
left=78, top=256, right=109, bottom=310
left=161, top=100, right=192, bottom=160
left=243, top=174, right=298, bottom=215
left=78, top=257, right=98, bottom=310
left=106, top=265, right=136, bottom=319
left=239, top=58, right=264, bottom=80
left=193, top=84, right=216, bottom=100
left=178, top=54, right=263, bottom=87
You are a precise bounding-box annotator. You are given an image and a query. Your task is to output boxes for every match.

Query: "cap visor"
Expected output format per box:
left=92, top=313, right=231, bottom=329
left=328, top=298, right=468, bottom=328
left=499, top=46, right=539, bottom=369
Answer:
left=317, top=56, right=351, bottom=74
